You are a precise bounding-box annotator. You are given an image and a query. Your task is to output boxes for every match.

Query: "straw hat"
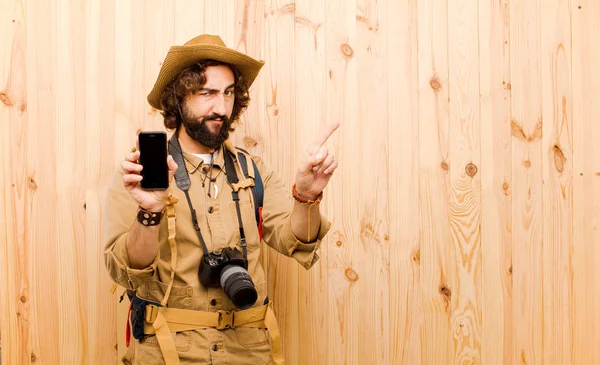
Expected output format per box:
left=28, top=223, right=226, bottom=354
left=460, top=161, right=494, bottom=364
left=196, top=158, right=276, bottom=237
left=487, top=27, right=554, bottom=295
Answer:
left=147, top=34, right=265, bottom=110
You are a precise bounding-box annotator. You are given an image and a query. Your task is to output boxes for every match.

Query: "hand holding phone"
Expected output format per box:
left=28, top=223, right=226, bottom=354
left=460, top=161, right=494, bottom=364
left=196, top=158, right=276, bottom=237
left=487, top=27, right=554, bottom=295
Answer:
left=121, top=131, right=177, bottom=212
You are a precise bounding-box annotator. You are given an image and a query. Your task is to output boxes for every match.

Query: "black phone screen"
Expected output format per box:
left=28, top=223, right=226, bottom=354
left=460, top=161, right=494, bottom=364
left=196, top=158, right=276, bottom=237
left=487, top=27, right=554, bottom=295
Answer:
left=138, top=131, right=168, bottom=190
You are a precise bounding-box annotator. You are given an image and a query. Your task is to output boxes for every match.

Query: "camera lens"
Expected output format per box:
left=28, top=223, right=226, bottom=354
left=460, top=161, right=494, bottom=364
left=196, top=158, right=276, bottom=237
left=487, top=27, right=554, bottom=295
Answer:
left=220, top=265, right=258, bottom=309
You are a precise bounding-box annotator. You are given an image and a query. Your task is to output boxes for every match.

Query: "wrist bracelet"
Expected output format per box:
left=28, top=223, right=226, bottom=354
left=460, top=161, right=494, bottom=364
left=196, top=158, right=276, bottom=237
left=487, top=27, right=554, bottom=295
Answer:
left=292, top=184, right=323, bottom=204
left=137, top=206, right=164, bottom=226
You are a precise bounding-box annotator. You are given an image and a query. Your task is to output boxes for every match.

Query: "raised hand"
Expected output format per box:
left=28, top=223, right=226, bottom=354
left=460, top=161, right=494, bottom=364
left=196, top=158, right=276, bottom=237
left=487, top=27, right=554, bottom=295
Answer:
left=121, top=137, right=178, bottom=212
left=294, top=121, right=340, bottom=201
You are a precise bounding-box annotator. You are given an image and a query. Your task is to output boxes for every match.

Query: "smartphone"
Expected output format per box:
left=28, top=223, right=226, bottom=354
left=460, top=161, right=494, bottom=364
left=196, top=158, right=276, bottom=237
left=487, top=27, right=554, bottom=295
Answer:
left=138, top=131, right=169, bottom=190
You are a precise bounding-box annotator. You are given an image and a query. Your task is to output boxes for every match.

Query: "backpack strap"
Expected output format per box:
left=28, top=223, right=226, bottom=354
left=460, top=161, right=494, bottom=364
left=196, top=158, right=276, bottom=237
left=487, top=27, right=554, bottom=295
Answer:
left=235, top=149, right=264, bottom=240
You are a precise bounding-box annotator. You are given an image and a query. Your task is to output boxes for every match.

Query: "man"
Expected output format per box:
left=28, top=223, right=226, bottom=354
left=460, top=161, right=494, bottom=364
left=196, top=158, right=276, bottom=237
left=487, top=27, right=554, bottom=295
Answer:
left=103, top=34, right=338, bottom=365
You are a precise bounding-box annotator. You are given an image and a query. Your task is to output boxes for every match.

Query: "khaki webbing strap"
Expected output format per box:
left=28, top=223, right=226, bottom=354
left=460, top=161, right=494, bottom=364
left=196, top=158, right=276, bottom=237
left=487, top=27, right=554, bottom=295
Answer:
left=265, top=302, right=284, bottom=365
left=152, top=310, right=181, bottom=365
left=143, top=302, right=284, bottom=364
left=161, top=194, right=179, bottom=306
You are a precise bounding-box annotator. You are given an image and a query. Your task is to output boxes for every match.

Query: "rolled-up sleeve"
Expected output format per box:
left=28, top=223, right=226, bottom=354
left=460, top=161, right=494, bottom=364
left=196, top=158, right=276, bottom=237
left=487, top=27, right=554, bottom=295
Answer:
left=102, top=168, right=159, bottom=290
left=254, top=157, right=332, bottom=270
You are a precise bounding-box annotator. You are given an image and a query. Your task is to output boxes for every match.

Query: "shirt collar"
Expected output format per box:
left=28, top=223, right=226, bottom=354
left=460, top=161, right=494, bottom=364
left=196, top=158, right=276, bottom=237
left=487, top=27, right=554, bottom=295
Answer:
left=178, top=139, right=237, bottom=174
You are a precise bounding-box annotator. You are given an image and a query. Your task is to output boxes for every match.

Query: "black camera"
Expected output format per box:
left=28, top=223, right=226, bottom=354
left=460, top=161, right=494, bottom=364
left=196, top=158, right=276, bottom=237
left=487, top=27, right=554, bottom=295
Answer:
left=199, top=247, right=258, bottom=309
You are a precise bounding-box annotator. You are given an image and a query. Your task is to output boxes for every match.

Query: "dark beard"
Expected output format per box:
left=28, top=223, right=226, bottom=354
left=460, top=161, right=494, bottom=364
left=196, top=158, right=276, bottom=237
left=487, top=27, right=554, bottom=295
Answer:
left=181, top=111, right=231, bottom=149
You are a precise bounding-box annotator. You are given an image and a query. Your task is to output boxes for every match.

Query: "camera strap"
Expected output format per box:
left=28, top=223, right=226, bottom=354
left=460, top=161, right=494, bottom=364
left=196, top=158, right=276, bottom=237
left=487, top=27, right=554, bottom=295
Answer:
left=223, top=147, right=249, bottom=259
left=168, top=134, right=211, bottom=256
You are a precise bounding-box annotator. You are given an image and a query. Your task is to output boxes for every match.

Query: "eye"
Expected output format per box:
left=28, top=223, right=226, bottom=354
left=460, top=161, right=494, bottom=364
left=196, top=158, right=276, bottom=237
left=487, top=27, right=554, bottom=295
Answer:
left=224, top=89, right=234, bottom=97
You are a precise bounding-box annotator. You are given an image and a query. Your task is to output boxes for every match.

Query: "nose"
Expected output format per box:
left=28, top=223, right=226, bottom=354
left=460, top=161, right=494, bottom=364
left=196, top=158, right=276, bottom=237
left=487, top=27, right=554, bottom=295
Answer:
left=212, top=93, right=227, bottom=116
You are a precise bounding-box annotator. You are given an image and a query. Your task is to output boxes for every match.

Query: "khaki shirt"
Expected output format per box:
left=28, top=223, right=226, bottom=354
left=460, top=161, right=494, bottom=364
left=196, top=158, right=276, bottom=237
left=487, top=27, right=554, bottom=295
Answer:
left=103, top=141, right=331, bottom=364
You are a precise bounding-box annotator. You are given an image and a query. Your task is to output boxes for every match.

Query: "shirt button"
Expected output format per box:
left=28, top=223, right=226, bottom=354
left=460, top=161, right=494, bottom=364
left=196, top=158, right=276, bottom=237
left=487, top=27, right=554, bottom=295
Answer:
left=211, top=344, right=218, bottom=352
left=208, top=206, right=214, bottom=214
left=210, top=299, right=217, bottom=306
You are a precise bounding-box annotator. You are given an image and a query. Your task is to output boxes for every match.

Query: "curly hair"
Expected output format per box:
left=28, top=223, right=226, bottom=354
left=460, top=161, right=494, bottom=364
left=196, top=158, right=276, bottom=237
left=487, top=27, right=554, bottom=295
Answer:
left=160, top=60, right=251, bottom=131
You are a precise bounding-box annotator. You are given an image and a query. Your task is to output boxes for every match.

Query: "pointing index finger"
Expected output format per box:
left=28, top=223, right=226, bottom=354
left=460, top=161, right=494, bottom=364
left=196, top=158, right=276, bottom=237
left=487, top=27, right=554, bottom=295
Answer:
left=312, top=121, right=340, bottom=148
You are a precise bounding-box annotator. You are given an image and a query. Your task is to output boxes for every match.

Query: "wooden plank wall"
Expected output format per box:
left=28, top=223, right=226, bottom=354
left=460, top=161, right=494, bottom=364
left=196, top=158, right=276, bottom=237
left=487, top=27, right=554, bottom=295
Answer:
left=1, top=1, right=599, bottom=364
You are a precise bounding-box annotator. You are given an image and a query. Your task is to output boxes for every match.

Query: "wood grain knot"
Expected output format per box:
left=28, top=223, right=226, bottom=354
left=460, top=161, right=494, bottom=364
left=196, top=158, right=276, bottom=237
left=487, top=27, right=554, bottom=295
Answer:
left=553, top=145, right=566, bottom=173
left=502, top=181, right=510, bottom=195
left=413, top=250, right=420, bottom=264
left=31, top=353, right=37, bottom=363
left=83, top=203, right=87, bottom=210
left=505, top=82, right=512, bottom=90
left=429, top=76, right=441, bottom=91
left=243, top=136, right=258, bottom=149
left=20, top=295, right=27, bottom=303
left=511, top=118, right=543, bottom=142
left=336, top=240, right=342, bottom=247
left=522, top=160, right=531, bottom=168
left=340, top=43, right=354, bottom=58
left=441, top=160, right=449, bottom=171
left=267, top=104, right=279, bottom=117
left=0, top=91, right=12, bottom=106
left=344, top=268, right=359, bottom=282
left=465, top=163, right=478, bottom=177
left=28, top=177, right=37, bottom=190
left=439, top=285, right=451, bottom=299
left=508, top=265, right=513, bottom=275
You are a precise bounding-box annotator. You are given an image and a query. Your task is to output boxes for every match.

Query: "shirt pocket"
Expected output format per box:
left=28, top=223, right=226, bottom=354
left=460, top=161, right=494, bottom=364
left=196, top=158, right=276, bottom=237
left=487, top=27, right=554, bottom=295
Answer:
left=232, top=327, right=269, bottom=348
left=139, top=331, right=192, bottom=352
left=226, top=327, right=273, bottom=365
left=140, top=280, right=193, bottom=309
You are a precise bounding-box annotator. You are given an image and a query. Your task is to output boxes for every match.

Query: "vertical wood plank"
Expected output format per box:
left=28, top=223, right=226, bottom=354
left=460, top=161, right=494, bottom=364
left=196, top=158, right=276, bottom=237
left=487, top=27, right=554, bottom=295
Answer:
left=174, top=0, right=205, bottom=44
left=55, top=0, right=87, bottom=361
left=114, top=0, right=145, bottom=360
left=541, top=0, right=573, bottom=363
left=324, top=0, right=358, bottom=364
left=86, top=0, right=117, bottom=363
left=202, top=0, right=236, bottom=46
left=143, top=0, right=174, bottom=128
left=293, top=0, right=329, bottom=363
left=386, top=0, right=421, bottom=363
left=114, top=0, right=144, bottom=157
left=355, top=0, right=390, bottom=363
left=417, top=0, right=453, bottom=362
left=447, top=0, right=482, bottom=362
left=27, top=0, right=61, bottom=362
left=510, top=0, right=544, bottom=363
left=262, top=1, right=298, bottom=363
left=234, top=0, right=266, bottom=157
left=0, top=1, right=29, bottom=364
left=478, top=0, right=512, bottom=363
left=572, top=2, right=600, bottom=364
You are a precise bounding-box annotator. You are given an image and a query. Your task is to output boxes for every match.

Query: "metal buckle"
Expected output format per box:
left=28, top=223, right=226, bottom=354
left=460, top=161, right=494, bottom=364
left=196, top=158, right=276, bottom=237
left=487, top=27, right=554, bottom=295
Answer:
left=216, top=310, right=234, bottom=330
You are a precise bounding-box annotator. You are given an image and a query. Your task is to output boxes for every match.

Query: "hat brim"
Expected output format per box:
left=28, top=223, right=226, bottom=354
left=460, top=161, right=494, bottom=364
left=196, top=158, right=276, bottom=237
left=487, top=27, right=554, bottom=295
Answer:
left=147, top=45, right=265, bottom=110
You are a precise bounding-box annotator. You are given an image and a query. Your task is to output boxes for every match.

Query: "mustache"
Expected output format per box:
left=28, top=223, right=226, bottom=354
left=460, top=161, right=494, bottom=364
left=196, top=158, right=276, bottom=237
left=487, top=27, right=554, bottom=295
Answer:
left=200, top=113, right=229, bottom=124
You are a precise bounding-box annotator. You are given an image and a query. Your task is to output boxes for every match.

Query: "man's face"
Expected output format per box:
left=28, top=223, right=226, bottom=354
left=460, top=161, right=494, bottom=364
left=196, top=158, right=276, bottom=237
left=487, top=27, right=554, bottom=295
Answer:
left=181, top=65, right=236, bottom=149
